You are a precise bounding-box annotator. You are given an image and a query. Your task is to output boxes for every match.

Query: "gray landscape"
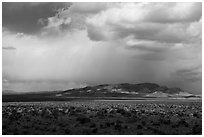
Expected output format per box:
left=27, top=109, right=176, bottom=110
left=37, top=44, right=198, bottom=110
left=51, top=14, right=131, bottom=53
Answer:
left=2, top=2, right=202, bottom=135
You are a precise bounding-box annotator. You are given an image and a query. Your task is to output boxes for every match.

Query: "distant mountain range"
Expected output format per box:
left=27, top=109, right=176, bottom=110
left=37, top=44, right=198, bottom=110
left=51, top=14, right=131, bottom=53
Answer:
left=58, top=83, right=201, bottom=99
left=2, top=83, right=201, bottom=102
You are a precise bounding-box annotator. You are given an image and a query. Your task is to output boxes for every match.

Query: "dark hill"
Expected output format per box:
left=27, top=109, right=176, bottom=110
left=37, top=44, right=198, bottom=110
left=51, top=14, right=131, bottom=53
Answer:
left=3, top=82, right=199, bottom=102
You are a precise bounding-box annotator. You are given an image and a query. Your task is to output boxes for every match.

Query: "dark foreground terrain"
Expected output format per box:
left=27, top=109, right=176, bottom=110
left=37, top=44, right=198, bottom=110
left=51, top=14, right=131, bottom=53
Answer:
left=2, top=100, right=202, bottom=135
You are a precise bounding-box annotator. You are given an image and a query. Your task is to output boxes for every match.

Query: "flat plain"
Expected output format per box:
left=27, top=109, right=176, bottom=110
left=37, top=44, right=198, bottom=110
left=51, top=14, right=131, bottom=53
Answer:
left=2, top=99, right=202, bottom=135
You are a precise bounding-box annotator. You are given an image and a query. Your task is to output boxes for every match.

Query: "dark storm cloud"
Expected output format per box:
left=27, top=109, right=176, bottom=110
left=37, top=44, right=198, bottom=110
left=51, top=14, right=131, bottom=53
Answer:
left=2, top=2, right=71, bottom=34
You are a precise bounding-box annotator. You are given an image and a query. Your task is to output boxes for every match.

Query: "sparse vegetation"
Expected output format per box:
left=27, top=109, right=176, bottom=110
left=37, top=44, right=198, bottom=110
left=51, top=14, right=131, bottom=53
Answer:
left=2, top=100, right=202, bottom=135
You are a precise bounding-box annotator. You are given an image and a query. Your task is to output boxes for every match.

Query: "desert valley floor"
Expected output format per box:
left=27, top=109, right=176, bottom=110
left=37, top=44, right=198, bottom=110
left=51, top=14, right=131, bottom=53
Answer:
left=2, top=99, right=202, bottom=135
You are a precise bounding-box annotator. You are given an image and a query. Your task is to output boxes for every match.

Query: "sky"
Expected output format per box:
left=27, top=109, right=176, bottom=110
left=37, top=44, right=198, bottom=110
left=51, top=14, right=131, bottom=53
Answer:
left=2, top=2, right=202, bottom=94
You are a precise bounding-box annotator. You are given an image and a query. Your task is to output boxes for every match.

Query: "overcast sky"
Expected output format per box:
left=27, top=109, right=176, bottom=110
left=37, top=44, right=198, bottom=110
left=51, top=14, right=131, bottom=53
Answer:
left=2, top=2, right=202, bottom=94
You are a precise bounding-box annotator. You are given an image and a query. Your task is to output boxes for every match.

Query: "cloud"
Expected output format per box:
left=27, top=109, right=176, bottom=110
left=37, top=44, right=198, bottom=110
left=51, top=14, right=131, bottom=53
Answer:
left=2, top=80, right=87, bottom=92
left=83, top=3, right=202, bottom=68
left=3, top=29, right=105, bottom=83
left=39, top=8, right=72, bottom=30
left=2, top=2, right=71, bottom=34
left=86, top=3, right=201, bottom=25
left=175, top=66, right=202, bottom=82
left=2, top=46, right=16, bottom=50
left=41, top=3, right=201, bottom=44
left=125, top=38, right=177, bottom=52
left=38, top=2, right=109, bottom=36
left=2, top=2, right=202, bottom=94
left=85, top=2, right=202, bottom=48
left=68, top=2, right=108, bottom=14
left=144, top=3, right=202, bottom=23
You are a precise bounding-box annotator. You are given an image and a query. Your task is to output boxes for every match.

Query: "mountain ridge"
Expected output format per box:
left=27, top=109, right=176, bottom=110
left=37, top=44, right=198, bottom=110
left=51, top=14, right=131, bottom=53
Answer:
left=3, top=83, right=201, bottom=101
left=60, top=82, right=200, bottom=98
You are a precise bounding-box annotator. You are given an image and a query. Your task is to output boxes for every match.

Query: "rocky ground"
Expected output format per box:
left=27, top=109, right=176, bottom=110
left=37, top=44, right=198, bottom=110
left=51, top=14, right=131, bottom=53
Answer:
left=2, top=100, right=202, bottom=135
